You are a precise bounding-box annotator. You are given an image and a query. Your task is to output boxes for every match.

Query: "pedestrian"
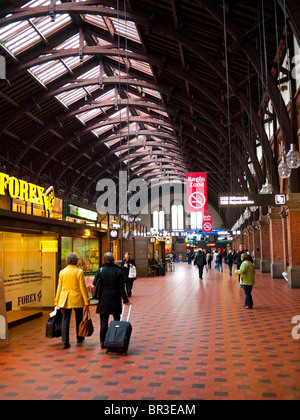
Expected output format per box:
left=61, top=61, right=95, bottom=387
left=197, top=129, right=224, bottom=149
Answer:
left=187, top=250, right=192, bottom=265
left=235, top=253, right=255, bottom=309
left=93, top=252, right=129, bottom=349
left=216, top=251, right=223, bottom=272
left=234, top=245, right=253, bottom=284
left=225, top=250, right=234, bottom=276
left=55, top=253, right=90, bottom=350
left=121, top=252, right=137, bottom=297
left=213, top=251, right=218, bottom=269
left=207, top=252, right=212, bottom=269
left=194, top=249, right=207, bottom=280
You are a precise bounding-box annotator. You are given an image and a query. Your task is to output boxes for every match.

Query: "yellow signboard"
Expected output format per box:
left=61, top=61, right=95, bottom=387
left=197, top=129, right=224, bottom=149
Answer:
left=0, top=172, right=55, bottom=213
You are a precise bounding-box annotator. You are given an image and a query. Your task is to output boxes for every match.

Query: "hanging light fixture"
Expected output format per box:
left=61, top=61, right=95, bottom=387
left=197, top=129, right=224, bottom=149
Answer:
left=278, top=155, right=292, bottom=179
left=244, top=207, right=251, bottom=220
left=286, top=144, right=300, bottom=169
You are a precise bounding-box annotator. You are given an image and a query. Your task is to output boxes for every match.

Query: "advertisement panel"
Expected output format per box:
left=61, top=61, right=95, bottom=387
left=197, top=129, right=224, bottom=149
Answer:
left=203, top=214, right=213, bottom=232
left=186, top=172, right=208, bottom=212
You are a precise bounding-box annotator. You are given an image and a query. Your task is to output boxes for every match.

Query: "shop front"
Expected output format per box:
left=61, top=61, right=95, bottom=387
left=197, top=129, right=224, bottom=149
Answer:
left=0, top=172, right=107, bottom=328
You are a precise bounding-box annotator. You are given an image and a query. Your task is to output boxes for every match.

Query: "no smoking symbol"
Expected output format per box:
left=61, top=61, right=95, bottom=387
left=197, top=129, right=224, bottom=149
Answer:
left=189, top=192, right=206, bottom=209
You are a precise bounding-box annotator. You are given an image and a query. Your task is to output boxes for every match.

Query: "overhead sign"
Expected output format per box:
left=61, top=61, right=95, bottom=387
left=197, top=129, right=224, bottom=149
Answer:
left=186, top=172, right=208, bottom=212
left=0, top=171, right=55, bottom=213
left=202, top=213, right=213, bottom=232
left=68, top=204, right=97, bottom=222
left=219, top=193, right=286, bottom=208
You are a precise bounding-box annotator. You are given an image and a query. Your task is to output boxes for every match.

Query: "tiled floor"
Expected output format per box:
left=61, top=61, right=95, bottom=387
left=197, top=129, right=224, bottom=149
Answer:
left=1, top=263, right=300, bottom=400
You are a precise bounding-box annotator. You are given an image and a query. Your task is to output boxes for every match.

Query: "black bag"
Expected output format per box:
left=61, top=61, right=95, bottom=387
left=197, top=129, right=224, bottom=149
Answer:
left=92, top=268, right=102, bottom=300
left=104, top=304, right=132, bottom=354
left=45, top=309, right=62, bottom=338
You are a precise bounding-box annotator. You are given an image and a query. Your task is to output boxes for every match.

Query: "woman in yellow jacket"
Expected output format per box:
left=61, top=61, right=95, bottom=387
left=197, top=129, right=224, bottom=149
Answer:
left=55, top=253, right=90, bottom=349
left=235, top=253, right=255, bottom=309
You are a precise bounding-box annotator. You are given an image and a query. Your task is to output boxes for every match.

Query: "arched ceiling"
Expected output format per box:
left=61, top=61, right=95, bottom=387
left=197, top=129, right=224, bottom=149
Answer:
left=0, top=0, right=297, bottom=225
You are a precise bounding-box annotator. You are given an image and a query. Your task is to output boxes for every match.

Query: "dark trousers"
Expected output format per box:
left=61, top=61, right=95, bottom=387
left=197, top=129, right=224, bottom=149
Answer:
left=198, top=265, right=204, bottom=279
left=61, top=308, right=83, bottom=345
left=100, top=313, right=120, bottom=345
left=243, top=285, right=253, bottom=307
left=125, top=279, right=134, bottom=297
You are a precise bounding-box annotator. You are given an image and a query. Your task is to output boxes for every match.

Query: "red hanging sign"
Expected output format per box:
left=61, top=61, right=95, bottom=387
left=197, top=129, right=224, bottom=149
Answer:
left=203, top=213, right=213, bottom=232
left=186, top=172, right=208, bottom=212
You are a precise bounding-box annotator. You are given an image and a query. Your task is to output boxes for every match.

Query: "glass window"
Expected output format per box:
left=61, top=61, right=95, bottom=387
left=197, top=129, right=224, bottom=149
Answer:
left=172, top=204, right=184, bottom=230
left=190, top=212, right=203, bottom=230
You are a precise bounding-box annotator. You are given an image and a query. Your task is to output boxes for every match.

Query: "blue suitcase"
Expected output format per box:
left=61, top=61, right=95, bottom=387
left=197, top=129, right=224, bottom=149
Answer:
left=104, top=304, right=132, bottom=354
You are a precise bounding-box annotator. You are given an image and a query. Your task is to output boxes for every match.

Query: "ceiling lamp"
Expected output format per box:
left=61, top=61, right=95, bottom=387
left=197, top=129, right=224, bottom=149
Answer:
left=278, top=155, right=292, bottom=179
left=286, top=144, right=300, bottom=169
left=244, top=207, right=251, bottom=220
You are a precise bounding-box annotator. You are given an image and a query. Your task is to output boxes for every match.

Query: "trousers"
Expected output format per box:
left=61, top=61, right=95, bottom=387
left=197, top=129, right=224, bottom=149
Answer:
left=100, top=313, right=120, bottom=346
left=61, top=308, right=83, bottom=345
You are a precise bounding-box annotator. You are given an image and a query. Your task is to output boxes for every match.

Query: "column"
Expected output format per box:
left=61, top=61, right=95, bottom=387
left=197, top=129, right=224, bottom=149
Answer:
left=258, top=216, right=271, bottom=273
left=268, top=207, right=284, bottom=279
left=252, top=222, right=261, bottom=269
left=286, top=194, right=300, bottom=288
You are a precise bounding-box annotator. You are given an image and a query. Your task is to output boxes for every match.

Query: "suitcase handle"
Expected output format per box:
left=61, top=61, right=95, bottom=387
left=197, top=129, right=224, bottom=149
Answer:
left=120, top=303, right=132, bottom=322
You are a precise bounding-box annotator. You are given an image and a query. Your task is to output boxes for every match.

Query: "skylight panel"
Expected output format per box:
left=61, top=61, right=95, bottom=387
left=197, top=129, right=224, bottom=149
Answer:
left=77, top=108, right=104, bottom=123
left=110, top=18, right=141, bottom=44
left=84, top=14, right=107, bottom=30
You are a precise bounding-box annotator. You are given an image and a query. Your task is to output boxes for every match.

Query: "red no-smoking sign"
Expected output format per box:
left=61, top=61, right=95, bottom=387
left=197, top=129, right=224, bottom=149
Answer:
left=186, top=172, right=208, bottom=212
left=203, top=214, right=213, bottom=232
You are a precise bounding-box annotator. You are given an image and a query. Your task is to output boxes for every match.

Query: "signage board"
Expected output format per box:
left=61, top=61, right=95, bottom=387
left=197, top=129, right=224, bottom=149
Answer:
left=186, top=172, right=208, bottom=212
left=202, top=213, right=213, bottom=232
left=67, top=204, right=97, bottom=222
left=0, top=171, right=55, bottom=213
left=219, top=193, right=286, bottom=208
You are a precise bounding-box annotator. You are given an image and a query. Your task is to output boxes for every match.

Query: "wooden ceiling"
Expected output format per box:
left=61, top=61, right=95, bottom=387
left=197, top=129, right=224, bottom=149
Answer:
left=0, top=0, right=297, bottom=224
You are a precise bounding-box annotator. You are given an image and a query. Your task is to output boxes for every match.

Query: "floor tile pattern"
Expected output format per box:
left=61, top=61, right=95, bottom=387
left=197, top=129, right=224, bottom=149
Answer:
left=1, top=264, right=300, bottom=400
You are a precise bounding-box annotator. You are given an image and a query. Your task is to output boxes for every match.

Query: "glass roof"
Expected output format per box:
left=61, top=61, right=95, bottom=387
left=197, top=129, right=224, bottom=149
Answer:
left=0, top=0, right=183, bottom=179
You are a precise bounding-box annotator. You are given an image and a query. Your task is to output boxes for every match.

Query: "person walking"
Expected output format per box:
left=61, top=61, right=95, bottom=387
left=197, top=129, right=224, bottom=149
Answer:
left=225, top=250, right=234, bottom=276
left=207, top=252, right=212, bottom=269
left=235, top=253, right=255, bottom=309
left=55, top=253, right=90, bottom=349
left=216, top=251, right=223, bottom=272
left=194, top=250, right=207, bottom=280
left=121, top=252, right=136, bottom=297
left=93, top=252, right=129, bottom=349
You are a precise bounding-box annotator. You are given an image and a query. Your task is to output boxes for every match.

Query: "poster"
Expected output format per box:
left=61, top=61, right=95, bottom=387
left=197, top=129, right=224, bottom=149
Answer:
left=203, top=214, right=213, bottom=233
left=186, top=173, right=208, bottom=212
left=0, top=268, right=8, bottom=344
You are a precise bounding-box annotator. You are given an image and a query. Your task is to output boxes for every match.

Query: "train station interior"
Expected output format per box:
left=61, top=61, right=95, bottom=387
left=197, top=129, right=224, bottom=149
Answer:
left=0, top=0, right=300, bottom=402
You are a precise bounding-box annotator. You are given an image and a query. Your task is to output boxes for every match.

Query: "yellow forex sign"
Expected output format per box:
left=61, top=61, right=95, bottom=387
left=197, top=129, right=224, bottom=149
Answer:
left=0, top=172, right=55, bottom=213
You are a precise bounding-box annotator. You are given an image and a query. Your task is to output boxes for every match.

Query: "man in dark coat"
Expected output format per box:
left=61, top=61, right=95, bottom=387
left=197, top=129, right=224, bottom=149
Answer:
left=121, top=252, right=136, bottom=297
left=194, top=250, right=207, bottom=280
left=93, top=252, right=129, bottom=349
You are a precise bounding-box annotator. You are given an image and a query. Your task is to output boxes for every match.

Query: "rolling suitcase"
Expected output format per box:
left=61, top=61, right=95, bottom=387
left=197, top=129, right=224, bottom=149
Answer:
left=104, top=304, right=132, bottom=354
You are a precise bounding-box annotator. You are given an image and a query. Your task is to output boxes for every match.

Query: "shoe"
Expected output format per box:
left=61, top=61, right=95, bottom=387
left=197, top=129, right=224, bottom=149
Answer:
left=77, top=337, right=85, bottom=344
left=62, top=343, right=70, bottom=349
left=244, top=306, right=253, bottom=309
left=100, top=343, right=106, bottom=349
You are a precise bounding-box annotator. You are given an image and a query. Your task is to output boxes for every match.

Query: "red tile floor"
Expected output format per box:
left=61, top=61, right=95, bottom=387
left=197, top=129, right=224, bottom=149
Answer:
left=1, top=263, right=300, bottom=400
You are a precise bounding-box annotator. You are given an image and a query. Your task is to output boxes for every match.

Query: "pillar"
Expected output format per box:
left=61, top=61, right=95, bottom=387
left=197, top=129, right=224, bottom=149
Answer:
left=258, top=216, right=271, bottom=273
left=268, top=207, right=285, bottom=279
left=242, top=228, right=250, bottom=251
left=286, top=194, right=300, bottom=288
left=281, top=210, right=288, bottom=273
left=252, top=222, right=261, bottom=269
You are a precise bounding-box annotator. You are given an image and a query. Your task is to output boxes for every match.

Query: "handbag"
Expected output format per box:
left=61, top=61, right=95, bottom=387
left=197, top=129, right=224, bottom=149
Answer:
left=45, top=307, right=62, bottom=338
left=78, top=307, right=94, bottom=337
left=128, top=265, right=137, bottom=279
left=92, top=268, right=102, bottom=300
